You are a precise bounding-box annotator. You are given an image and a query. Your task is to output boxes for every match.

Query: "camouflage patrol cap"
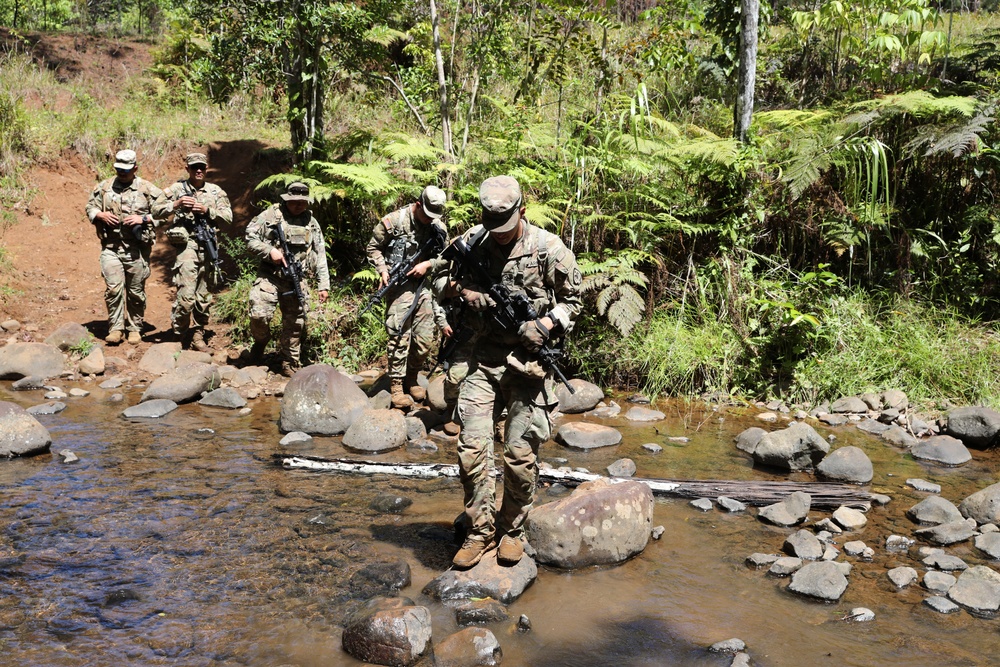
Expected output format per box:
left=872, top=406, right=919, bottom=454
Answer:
left=113, top=149, right=137, bottom=170
left=419, top=185, right=446, bottom=220
left=280, top=181, right=311, bottom=203
left=185, top=152, right=208, bottom=167
left=479, top=176, right=522, bottom=233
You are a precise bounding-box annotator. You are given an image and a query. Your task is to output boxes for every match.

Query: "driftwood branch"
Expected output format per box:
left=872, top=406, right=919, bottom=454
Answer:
left=380, top=74, right=430, bottom=135
left=277, top=455, right=871, bottom=510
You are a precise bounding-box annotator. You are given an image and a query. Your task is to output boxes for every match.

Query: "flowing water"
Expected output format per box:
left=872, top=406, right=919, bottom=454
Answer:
left=2, top=382, right=999, bottom=666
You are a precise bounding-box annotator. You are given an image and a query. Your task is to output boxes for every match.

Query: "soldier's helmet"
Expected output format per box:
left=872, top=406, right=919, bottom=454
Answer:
left=113, top=149, right=137, bottom=170
left=281, top=182, right=312, bottom=203
left=419, top=185, right=446, bottom=220
left=186, top=152, right=208, bottom=167
left=479, top=176, right=522, bottom=233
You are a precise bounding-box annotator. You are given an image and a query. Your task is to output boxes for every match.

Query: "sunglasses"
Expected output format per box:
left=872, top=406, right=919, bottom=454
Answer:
left=188, top=164, right=207, bottom=171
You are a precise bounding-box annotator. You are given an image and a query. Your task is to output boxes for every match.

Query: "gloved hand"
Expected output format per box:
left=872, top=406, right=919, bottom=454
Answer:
left=517, top=319, right=549, bottom=353
left=461, top=289, right=494, bottom=312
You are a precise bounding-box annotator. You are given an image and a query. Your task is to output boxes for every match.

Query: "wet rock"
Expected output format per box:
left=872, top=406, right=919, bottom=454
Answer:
left=768, top=557, right=803, bottom=577
left=341, top=597, right=432, bottom=667
left=813, top=518, right=842, bottom=535
left=434, top=627, right=502, bottom=667
left=746, top=553, right=780, bottom=569
left=628, top=393, right=651, bottom=404
left=423, top=551, right=537, bottom=604
left=818, top=414, right=848, bottom=426
left=343, top=409, right=407, bottom=453
left=832, top=506, right=867, bottom=531
left=79, top=346, right=105, bottom=375
left=907, top=496, right=963, bottom=525
left=45, top=389, right=67, bottom=400
left=370, top=493, right=413, bottom=514
left=845, top=607, right=874, bottom=622
left=907, top=479, right=941, bottom=493
left=405, top=416, right=427, bottom=442
left=624, top=406, right=665, bottom=422
left=959, top=482, right=1000, bottom=525
left=585, top=401, right=622, bottom=419
left=454, top=598, right=509, bottom=626
left=555, top=379, right=604, bottom=414
left=887, top=566, right=918, bottom=588
left=141, top=363, right=221, bottom=404
left=709, top=638, right=746, bottom=653
left=881, top=425, right=917, bottom=448
left=690, top=498, right=713, bottom=511
left=104, top=356, right=128, bottom=375
left=856, top=419, right=890, bottom=435
left=831, top=396, right=868, bottom=413
left=946, top=406, right=1000, bottom=448
left=915, top=519, right=976, bottom=545
left=758, top=491, right=811, bottom=527
left=99, top=378, right=122, bottom=389
left=975, top=533, right=1000, bottom=559
left=198, top=387, right=247, bottom=409
left=349, top=560, right=412, bottom=599
left=68, top=388, right=89, bottom=397
left=238, top=407, right=252, bottom=416
left=57, top=449, right=78, bottom=463
left=843, top=541, right=873, bottom=559
left=784, top=530, right=823, bottom=560
left=748, top=422, right=829, bottom=471
left=0, top=342, right=65, bottom=379
left=280, top=365, right=369, bottom=435
left=731, top=653, right=752, bottom=667
left=911, top=435, right=972, bottom=467
left=0, top=401, right=52, bottom=457
left=651, top=525, right=665, bottom=539
left=26, top=401, right=66, bottom=416
left=279, top=431, right=312, bottom=446
left=923, top=553, right=967, bottom=571
left=817, top=446, right=873, bottom=484
left=109, top=393, right=124, bottom=403
left=924, top=596, right=960, bottom=614
left=716, top=496, right=746, bottom=513
left=137, top=342, right=182, bottom=376
left=641, top=443, right=663, bottom=454
left=606, top=458, right=636, bottom=478
left=788, top=561, right=849, bottom=601
left=122, top=399, right=178, bottom=419
left=886, top=535, right=915, bottom=551
left=947, top=565, right=1000, bottom=613
left=555, top=422, right=622, bottom=450
left=871, top=493, right=892, bottom=506
left=734, top=427, right=767, bottom=454
left=11, top=376, right=45, bottom=390
left=527, top=478, right=653, bottom=568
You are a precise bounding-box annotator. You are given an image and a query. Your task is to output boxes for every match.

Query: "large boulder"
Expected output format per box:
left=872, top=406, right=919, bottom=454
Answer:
left=198, top=387, right=247, bottom=409
left=749, top=422, right=830, bottom=471
left=141, top=363, right=221, bottom=404
left=423, top=551, right=537, bottom=605
left=911, top=435, right=972, bottom=466
left=959, top=482, right=1000, bottom=525
left=341, top=597, right=432, bottom=667
left=138, top=343, right=182, bottom=376
left=555, top=379, right=604, bottom=414
left=946, top=407, right=1000, bottom=448
left=0, top=342, right=65, bottom=379
left=816, top=446, right=873, bottom=483
left=555, top=422, right=622, bottom=450
left=830, top=396, right=869, bottom=414
left=433, top=628, right=502, bottom=667
left=44, top=322, right=92, bottom=351
left=947, top=566, right=1000, bottom=614
left=907, top=496, right=963, bottom=525
left=343, top=409, right=407, bottom=453
left=787, top=561, right=850, bottom=601
left=525, top=478, right=653, bottom=568
left=915, top=519, right=977, bottom=545
left=735, top=427, right=767, bottom=454
left=279, top=364, right=368, bottom=435
left=0, top=401, right=52, bottom=457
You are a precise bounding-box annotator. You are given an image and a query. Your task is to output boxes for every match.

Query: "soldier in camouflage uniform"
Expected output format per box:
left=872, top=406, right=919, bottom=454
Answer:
left=86, top=149, right=171, bottom=345
left=161, top=153, right=233, bottom=351
left=448, top=176, right=582, bottom=568
left=366, top=186, right=449, bottom=410
left=245, top=182, right=330, bottom=376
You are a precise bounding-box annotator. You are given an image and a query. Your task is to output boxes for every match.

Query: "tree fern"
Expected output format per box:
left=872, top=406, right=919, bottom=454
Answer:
left=579, top=249, right=651, bottom=337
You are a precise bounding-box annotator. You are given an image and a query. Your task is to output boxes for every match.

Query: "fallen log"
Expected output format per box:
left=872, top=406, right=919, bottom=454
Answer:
left=276, top=454, right=871, bottom=510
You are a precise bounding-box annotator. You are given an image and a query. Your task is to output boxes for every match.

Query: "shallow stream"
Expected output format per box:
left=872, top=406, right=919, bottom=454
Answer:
left=1, top=383, right=999, bottom=666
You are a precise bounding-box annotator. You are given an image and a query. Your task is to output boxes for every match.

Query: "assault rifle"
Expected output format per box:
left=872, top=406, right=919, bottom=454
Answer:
left=183, top=182, right=223, bottom=286
left=359, top=225, right=447, bottom=316
left=441, top=237, right=575, bottom=393
left=273, top=223, right=308, bottom=310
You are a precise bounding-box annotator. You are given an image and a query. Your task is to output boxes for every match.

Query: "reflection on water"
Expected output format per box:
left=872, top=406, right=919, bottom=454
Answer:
left=1, top=385, right=999, bottom=666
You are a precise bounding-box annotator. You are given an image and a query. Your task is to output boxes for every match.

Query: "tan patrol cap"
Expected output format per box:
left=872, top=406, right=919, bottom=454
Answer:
left=281, top=181, right=311, bottom=203
left=420, top=185, right=446, bottom=220
left=113, top=149, right=137, bottom=170
left=479, top=176, right=522, bottom=233
left=185, top=152, right=208, bottom=166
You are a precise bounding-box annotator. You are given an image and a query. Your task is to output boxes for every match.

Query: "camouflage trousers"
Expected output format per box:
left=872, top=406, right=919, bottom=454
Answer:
left=443, top=339, right=473, bottom=414
left=457, top=360, right=553, bottom=542
left=100, top=247, right=150, bottom=333
left=171, top=244, right=212, bottom=335
left=385, top=286, right=437, bottom=380
left=249, top=274, right=307, bottom=365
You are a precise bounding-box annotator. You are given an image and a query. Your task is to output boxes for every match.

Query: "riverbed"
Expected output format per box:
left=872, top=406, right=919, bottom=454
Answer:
left=1, top=382, right=998, bottom=666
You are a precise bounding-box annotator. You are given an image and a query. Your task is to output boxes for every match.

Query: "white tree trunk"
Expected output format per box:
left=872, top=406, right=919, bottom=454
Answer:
left=430, top=0, right=454, bottom=158
left=734, top=0, right=759, bottom=143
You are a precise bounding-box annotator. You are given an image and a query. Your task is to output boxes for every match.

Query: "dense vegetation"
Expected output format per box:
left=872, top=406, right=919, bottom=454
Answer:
left=4, top=0, right=1000, bottom=408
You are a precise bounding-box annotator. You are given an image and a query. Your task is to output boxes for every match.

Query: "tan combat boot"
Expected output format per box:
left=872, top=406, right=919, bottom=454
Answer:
left=497, top=535, right=524, bottom=565
left=127, top=331, right=142, bottom=345
left=453, top=537, right=495, bottom=569
left=190, top=330, right=209, bottom=353
left=105, top=330, right=123, bottom=345
left=391, top=378, right=413, bottom=410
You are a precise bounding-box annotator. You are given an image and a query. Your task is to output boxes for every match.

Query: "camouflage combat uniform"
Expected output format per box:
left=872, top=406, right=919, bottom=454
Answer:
left=245, top=201, right=330, bottom=366
left=366, top=204, right=448, bottom=386
left=162, top=179, right=232, bottom=337
left=85, top=176, right=170, bottom=335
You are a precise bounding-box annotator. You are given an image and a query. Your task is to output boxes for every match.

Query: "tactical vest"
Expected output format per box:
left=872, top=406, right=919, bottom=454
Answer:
left=94, top=177, right=157, bottom=251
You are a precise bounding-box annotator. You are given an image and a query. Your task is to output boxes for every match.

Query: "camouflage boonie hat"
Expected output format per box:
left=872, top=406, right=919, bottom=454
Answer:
left=185, top=152, right=208, bottom=167
left=479, top=176, right=522, bottom=233
left=281, top=182, right=311, bottom=203
left=419, top=185, right=446, bottom=220
left=113, top=149, right=137, bottom=170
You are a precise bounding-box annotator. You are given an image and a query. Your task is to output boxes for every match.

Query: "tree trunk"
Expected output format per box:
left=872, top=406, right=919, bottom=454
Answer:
left=284, top=1, right=325, bottom=166
left=430, top=0, right=454, bottom=158
left=733, top=0, right=759, bottom=143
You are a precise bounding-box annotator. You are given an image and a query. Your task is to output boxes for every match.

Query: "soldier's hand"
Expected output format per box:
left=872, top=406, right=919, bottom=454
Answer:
left=176, top=196, right=196, bottom=210
left=406, top=260, right=432, bottom=278
left=518, top=319, right=550, bottom=353
left=269, top=247, right=285, bottom=264
left=96, top=211, right=120, bottom=225
left=442, top=324, right=454, bottom=338
left=461, top=289, right=494, bottom=312
left=379, top=271, right=390, bottom=288
left=122, top=214, right=145, bottom=226
left=318, top=290, right=329, bottom=303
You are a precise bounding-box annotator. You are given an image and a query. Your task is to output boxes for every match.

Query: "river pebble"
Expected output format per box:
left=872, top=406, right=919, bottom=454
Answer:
left=370, top=493, right=412, bottom=514
left=768, top=557, right=803, bottom=577
left=690, top=498, right=713, bottom=511
left=974, top=533, right=1000, bottom=559
left=68, top=387, right=90, bottom=397
left=746, top=553, right=780, bottom=569
left=847, top=607, right=875, bottom=622
left=26, top=401, right=66, bottom=416
left=709, top=638, right=746, bottom=653
left=279, top=431, right=313, bottom=446
left=907, top=479, right=942, bottom=493
left=888, top=566, right=918, bottom=588
left=716, top=496, right=746, bottom=513
left=923, top=571, right=957, bottom=594
left=924, top=596, right=960, bottom=614
left=886, top=535, right=915, bottom=551
left=832, top=506, right=868, bottom=530
left=454, top=598, right=509, bottom=626
left=58, top=449, right=78, bottom=464
left=641, top=443, right=663, bottom=453
left=923, top=553, right=968, bottom=571
left=651, top=525, right=665, bottom=540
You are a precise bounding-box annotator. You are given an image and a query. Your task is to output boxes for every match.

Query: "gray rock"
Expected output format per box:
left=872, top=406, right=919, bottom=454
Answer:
left=734, top=427, right=767, bottom=454
left=709, top=638, right=746, bottom=653
left=871, top=493, right=892, bottom=506
left=0, top=402, right=52, bottom=456
left=975, top=533, right=1000, bottom=559
left=690, top=498, right=713, bottom=511
left=343, top=409, right=408, bottom=453
left=924, top=596, right=960, bottom=614
left=0, top=342, right=65, bottom=379
left=750, top=422, right=829, bottom=471
left=606, top=458, right=636, bottom=478
left=716, top=496, right=746, bottom=513
left=26, top=401, right=66, bottom=416
left=555, top=379, right=604, bottom=414
left=982, top=523, right=1000, bottom=533
left=109, top=393, right=124, bottom=403
left=784, top=529, right=824, bottom=560
left=526, top=478, right=652, bottom=568
left=818, top=414, right=848, bottom=426
left=831, top=396, right=868, bottom=413
left=624, top=406, right=665, bottom=422
left=651, top=525, right=665, bottom=540
left=78, top=346, right=105, bottom=375
left=279, top=431, right=312, bottom=446
left=887, top=566, right=918, bottom=588
left=788, top=561, right=849, bottom=601
left=731, top=653, right=752, bottom=667
left=959, top=482, right=1000, bottom=525
left=434, top=627, right=502, bottom=667
left=907, top=496, right=963, bottom=525
left=44, top=390, right=67, bottom=400
left=454, top=598, right=509, bottom=626
left=860, top=393, right=882, bottom=411
left=641, top=442, right=663, bottom=454
left=369, top=389, right=392, bottom=411
left=407, top=438, right=438, bottom=453
left=141, top=363, right=221, bottom=404
left=370, top=493, right=413, bottom=514
left=878, top=409, right=900, bottom=424
left=947, top=565, right=1000, bottom=613
left=758, top=491, right=811, bottom=527
left=279, top=365, right=368, bottom=435
left=915, top=519, right=976, bottom=545
left=405, top=416, right=427, bottom=442
left=555, top=422, right=622, bottom=450
left=907, top=479, right=941, bottom=493
left=847, top=607, right=875, bottom=622
left=910, top=417, right=933, bottom=437
left=911, top=435, right=972, bottom=466
left=68, top=388, right=89, bottom=397
left=817, top=446, right=873, bottom=484
left=923, top=553, right=967, bottom=571
left=881, top=425, right=917, bottom=448
left=0, top=319, right=20, bottom=331
left=99, top=378, right=123, bottom=389
left=886, top=535, right=915, bottom=551
left=882, top=389, right=908, bottom=410
left=832, top=506, right=868, bottom=530
left=768, top=557, right=803, bottom=576
left=122, top=399, right=178, bottom=419
left=423, top=551, right=537, bottom=604
left=757, top=412, right=778, bottom=423
left=341, top=597, right=432, bottom=667
left=348, top=560, right=411, bottom=599
left=44, top=323, right=92, bottom=351
left=198, top=387, right=247, bottom=409
left=175, top=350, right=212, bottom=367
left=137, top=342, right=182, bottom=376
left=58, top=449, right=78, bottom=464
left=746, top=553, right=781, bottom=569
left=856, top=419, right=890, bottom=435
left=585, top=401, right=622, bottom=419
left=11, top=375, right=45, bottom=390
left=103, top=356, right=128, bottom=375
left=843, top=541, right=871, bottom=558
left=628, top=393, right=651, bottom=404
left=946, top=406, right=1000, bottom=448
left=813, top=518, right=842, bottom=534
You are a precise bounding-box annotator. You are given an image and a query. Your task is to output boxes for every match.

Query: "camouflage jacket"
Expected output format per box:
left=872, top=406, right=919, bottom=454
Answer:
left=245, top=203, right=330, bottom=291
left=161, top=180, right=233, bottom=249
left=366, top=204, right=448, bottom=278
left=85, top=176, right=170, bottom=252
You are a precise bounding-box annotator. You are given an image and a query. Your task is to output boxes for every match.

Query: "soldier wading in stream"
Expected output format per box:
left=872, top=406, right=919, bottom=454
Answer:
left=446, top=175, right=582, bottom=568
